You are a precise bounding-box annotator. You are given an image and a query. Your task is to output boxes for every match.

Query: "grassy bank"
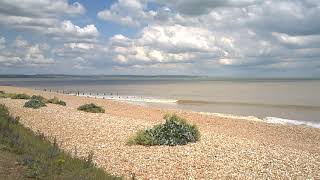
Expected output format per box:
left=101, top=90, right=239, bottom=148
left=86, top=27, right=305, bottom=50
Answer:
left=0, top=104, right=120, bottom=179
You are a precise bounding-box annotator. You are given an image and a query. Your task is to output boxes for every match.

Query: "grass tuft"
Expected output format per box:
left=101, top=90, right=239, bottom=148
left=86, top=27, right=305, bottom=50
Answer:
left=11, top=93, right=31, bottom=100
left=128, top=114, right=200, bottom=146
left=47, top=97, right=66, bottom=106
left=23, top=99, right=47, bottom=109
left=77, top=103, right=105, bottom=113
left=0, top=91, right=11, bottom=98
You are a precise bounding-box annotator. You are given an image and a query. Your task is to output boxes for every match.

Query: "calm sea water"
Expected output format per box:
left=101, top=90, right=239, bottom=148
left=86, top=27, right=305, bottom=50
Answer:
left=1, top=76, right=319, bottom=123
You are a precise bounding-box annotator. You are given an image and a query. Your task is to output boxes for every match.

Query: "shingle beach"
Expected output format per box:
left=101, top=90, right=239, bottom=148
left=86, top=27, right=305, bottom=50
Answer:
left=0, top=86, right=319, bottom=179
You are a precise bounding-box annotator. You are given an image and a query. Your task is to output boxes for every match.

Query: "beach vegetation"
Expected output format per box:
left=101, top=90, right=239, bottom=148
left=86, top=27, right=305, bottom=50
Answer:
left=11, top=93, right=31, bottom=99
left=0, top=92, right=18, bottom=98
left=0, top=92, right=11, bottom=98
left=23, top=99, right=47, bottom=109
left=0, top=91, right=16, bottom=98
left=77, top=103, right=105, bottom=113
left=31, top=95, right=47, bottom=103
left=0, top=104, right=120, bottom=179
left=128, top=114, right=200, bottom=146
left=48, top=97, right=66, bottom=106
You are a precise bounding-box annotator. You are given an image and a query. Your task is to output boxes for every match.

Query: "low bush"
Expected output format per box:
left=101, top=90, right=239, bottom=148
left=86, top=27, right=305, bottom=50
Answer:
left=23, top=99, right=46, bottom=109
left=31, top=95, right=47, bottom=103
left=0, top=92, right=10, bottom=98
left=128, top=114, right=200, bottom=146
left=0, top=104, right=120, bottom=179
left=77, top=103, right=105, bottom=113
left=47, top=97, right=66, bottom=106
left=0, top=91, right=16, bottom=98
left=11, top=93, right=30, bottom=99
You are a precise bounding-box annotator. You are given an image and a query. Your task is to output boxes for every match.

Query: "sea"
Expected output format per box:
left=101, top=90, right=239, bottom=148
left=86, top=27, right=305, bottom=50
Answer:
left=1, top=76, right=319, bottom=128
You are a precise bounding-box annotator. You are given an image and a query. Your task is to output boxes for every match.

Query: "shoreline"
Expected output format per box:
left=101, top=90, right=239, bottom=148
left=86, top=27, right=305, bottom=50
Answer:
left=69, top=92, right=265, bottom=123
left=51, top=89, right=320, bottom=129
left=1, top=85, right=320, bottom=178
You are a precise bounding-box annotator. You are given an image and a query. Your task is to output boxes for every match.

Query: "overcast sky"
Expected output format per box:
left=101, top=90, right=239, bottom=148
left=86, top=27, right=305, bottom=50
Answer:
left=0, top=0, right=320, bottom=77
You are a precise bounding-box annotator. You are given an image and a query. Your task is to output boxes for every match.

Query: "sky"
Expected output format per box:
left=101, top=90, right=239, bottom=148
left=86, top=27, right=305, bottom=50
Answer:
left=0, top=0, right=320, bottom=77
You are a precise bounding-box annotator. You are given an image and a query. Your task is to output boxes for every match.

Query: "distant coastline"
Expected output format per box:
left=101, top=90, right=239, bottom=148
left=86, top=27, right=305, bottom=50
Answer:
left=0, top=74, right=319, bottom=81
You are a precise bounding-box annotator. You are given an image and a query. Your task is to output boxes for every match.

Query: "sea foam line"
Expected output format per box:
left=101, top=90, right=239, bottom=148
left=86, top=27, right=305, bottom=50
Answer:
left=199, top=112, right=263, bottom=122
left=263, top=117, right=320, bottom=129
left=200, top=112, right=320, bottom=129
left=72, top=93, right=178, bottom=104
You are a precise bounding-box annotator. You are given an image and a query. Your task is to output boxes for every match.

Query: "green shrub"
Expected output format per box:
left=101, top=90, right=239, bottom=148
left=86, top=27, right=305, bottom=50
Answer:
left=77, top=103, right=105, bottom=113
left=24, top=99, right=47, bottom=109
left=31, top=95, right=47, bottom=103
left=11, top=93, right=30, bottom=99
left=47, top=97, right=66, bottom=106
left=129, top=114, right=200, bottom=146
left=0, top=90, right=4, bottom=94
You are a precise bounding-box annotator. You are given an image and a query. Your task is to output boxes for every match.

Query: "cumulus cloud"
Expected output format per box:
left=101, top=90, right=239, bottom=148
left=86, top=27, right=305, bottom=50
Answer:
left=97, top=0, right=156, bottom=26
left=107, top=25, right=238, bottom=65
left=64, top=43, right=94, bottom=50
left=0, top=0, right=85, bottom=18
left=0, top=36, right=5, bottom=49
left=0, top=36, right=54, bottom=66
left=0, top=0, right=97, bottom=43
left=14, top=36, right=28, bottom=48
left=246, top=1, right=320, bottom=36
left=100, top=0, right=320, bottom=67
left=137, top=25, right=218, bottom=53
left=46, top=20, right=99, bottom=42
left=272, top=32, right=320, bottom=48
left=153, top=0, right=262, bottom=15
left=25, top=45, right=54, bottom=64
left=106, top=22, right=290, bottom=69
left=1, top=0, right=320, bottom=75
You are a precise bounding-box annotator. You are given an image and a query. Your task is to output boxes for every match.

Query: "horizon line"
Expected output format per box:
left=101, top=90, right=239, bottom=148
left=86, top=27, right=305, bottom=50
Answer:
left=0, top=74, right=319, bottom=79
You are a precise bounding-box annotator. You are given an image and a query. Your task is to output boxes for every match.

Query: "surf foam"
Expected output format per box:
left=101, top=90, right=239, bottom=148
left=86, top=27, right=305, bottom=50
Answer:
left=68, top=93, right=320, bottom=128
left=72, top=93, right=178, bottom=104
left=263, top=117, right=320, bottom=128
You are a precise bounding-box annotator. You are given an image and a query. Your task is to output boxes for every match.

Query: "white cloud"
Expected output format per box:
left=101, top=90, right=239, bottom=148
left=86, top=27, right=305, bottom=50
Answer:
left=219, top=58, right=234, bottom=65
left=60, top=21, right=98, bottom=37
left=97, top=0, right=156, bottom=27
left=0, top=36, right=54, bottom=66
left=98, top=10, right=139, bottom=27
left=47, top=20, right=99, bottom=40
left=108, top=25, right=237, bottom=65
left=153, top=0, right=262, bottom=15
left=25, top=45, right=54, bottom=64
left=114, top=54, right=128, bottom=64
left=0, top=36, right=5, bottom=49
left=272, top=32, right=320, bottom=48
left=0, top=0, right=85, bottom=18
left=0, top=55, right=22, bottom=66
left=64, top=43, right=94, bottom=50
left=14, top=36, right=28, bottom=48
left=137, top=25, right=218, bottom=52
left=0, top=0, right=97, bottom=44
